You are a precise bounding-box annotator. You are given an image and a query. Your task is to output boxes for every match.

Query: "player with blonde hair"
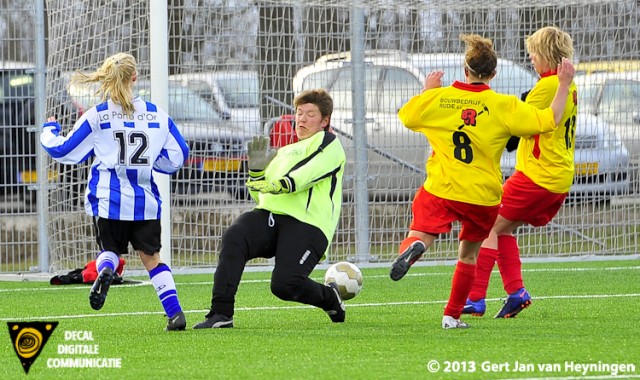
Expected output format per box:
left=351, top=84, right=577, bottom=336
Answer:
left=41, top=52, right=190, bottom=331
left=463, top=26, right=578, bottom=319
left=390, top=34, right=577, bottom=329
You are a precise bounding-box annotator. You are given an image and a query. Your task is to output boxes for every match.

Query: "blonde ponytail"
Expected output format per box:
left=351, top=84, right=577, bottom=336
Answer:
left=71, top=52, right=137, bottom=115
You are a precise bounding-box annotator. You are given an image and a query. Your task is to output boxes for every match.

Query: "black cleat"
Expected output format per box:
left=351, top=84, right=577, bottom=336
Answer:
left=324, top=282, right=346, bottom=323
left=89, top=267, right=114, bottom=310
left=192, top=313, right=234, bottom=329
left=390, top=240, right=426, bottom=281
left=165, top=311, right=187, bottom=331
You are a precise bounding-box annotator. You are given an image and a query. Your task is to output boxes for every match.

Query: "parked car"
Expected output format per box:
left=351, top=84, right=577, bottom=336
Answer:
left=65, top=75, right=253, bottom=199
left=289, top=49, right=630, bottom=198
left=0, top=61, right=79, bottom=205
left=0, top=61, right=36, bottom=203
left=169, top=71, right=262, bottom=135
left=574, top=71, right=640, bottom=159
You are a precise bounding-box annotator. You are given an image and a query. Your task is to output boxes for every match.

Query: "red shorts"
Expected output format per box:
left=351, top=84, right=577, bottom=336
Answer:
left=409, top=187, right=500, bottom=242
left=500, top=171, right=568, bottom=227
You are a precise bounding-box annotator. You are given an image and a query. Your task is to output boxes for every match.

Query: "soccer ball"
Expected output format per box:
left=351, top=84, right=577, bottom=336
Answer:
left=324, top=261, right=363, bottom=301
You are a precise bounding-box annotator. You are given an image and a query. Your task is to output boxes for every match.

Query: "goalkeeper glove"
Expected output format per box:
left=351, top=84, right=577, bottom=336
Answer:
left=248, top=169, right=265, bottom=181
left=246, top=178, right=291, bottom=194
left=247, top=135, right=277, bottom=172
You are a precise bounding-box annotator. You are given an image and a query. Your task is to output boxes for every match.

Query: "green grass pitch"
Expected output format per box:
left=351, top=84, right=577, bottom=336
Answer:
left=1, top=259, right=639, bottom=379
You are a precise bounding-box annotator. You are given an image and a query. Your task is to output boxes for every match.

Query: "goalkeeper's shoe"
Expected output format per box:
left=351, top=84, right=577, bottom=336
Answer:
left=494, top=288, right=532, bottom=319
left=324, top=282, right=346, bottom=323
left=89, top=267, right=114, bottom=310
left=462, top=298, right=486, bottom=317
left=389, top=240, right=426, bottom=281
left=165, top=311, right=186, bottom=331
left=192, top=313, right=234, bottom=329
left=442, top=315, right=470, bottom=329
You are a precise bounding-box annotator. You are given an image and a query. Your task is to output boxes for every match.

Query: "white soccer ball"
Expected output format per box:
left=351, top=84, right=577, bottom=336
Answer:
left=324, top=261, right=363, bottom=301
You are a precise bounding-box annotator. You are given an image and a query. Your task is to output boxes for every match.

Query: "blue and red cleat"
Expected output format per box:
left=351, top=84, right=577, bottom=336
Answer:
left=462, top=298, right=486, bottom=317
left=494, top=287, right=532, bottom=318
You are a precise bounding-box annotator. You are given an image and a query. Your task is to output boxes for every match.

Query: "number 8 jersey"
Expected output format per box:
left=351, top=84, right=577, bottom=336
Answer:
left=41, top=97, right=190, bottom=220
left=398, top=81, right=559, bottom=207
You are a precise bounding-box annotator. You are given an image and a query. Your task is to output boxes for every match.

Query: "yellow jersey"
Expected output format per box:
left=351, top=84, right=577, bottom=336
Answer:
left=398, top=81, right=559, bottom=206
left=515, top=72, right=578, bottom=193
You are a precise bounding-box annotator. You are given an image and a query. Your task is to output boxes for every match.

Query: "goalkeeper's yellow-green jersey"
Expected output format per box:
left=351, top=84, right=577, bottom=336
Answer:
left=515, top=72, right=578, bottom=193
left=398, top=81, right=559, bottom=206
left=250, top=130, right=345, bottom=243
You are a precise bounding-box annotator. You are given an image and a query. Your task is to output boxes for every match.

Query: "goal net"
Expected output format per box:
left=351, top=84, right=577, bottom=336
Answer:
left=42, top=0, right=640, bottom=272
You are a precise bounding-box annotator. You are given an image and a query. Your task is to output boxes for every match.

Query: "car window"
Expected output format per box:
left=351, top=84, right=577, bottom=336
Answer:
left=301, top=67, right=339, bottom=90
left=323, top=67, right=356, bottom=110
left=215, top=76, right=260, bottom=108
left=0, top=72, right=34, bottom=102
left=0, top=71, right=35, bottom=126
left=138, top=84, right=223, bottom=122
left=414, top=63, right=461, bottom=86
left=577, top=82, right=603, bottom=116
left=598, top=79, right=640, bottom=124
left=302, top=66, right=378, bottom=111
left=301, top=66, right=420, bottom=113
left=492, top=64, right=537, bottom=96
left=182, top=79, right=213, bottom=98
left=333, top=66, right=383, bottom=111
left=380, top=67, right=421, bottom=112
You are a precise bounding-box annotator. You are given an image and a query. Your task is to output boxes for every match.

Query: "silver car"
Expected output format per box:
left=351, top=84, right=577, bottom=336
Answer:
left=574, top=71, right=640, bottom=160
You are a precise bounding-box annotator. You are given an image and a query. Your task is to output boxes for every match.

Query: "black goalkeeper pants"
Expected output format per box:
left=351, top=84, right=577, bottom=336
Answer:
left=209, top=209, right=336, bottom=318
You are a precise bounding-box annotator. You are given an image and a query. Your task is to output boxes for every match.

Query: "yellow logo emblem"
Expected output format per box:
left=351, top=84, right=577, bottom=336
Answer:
left=7, top=322, right=58, bottom=374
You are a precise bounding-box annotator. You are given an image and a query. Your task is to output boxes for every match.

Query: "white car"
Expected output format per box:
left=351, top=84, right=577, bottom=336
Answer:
left=290, top=50, right=631, bottom=198
left=169, top=71, right=262, bottom=135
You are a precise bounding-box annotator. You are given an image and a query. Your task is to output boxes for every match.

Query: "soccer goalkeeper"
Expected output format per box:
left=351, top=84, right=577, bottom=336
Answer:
left=40, top=53, right=190, bottom=331
left=193, top=89, right=346, bottom=329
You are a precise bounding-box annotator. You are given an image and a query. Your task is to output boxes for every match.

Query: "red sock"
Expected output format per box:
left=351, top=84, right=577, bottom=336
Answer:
left=399, top=236, right=422, bottom=255
left=496, top=235, right=524, bottom=294
left=444, top=261, right=476, bottom=319
left=468, top=247, right=498, bottom=301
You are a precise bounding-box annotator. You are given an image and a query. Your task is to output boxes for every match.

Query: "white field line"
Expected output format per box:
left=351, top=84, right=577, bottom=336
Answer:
left=503, top=375, right=640, bottom=380
left=1, top=293, right=639, bottom=322
left=1, top=265, right=639, bottom=293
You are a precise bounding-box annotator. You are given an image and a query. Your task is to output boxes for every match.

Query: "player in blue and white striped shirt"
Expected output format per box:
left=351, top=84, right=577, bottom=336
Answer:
left=41, top=52, right=190, bottom=331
